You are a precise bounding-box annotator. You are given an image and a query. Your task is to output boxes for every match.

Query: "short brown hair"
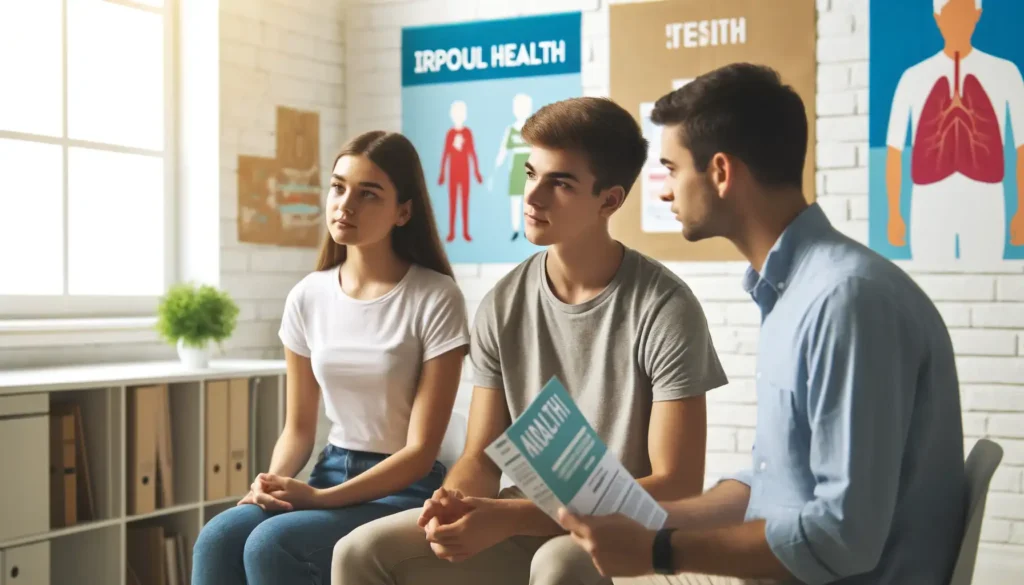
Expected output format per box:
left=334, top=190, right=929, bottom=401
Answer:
left=521, top=97, right=648, bottom=195
left=651, top=63, right=806, bottom=189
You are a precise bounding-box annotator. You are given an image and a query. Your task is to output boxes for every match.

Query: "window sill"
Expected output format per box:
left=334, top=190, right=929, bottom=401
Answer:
left=0, top=317, right=162, bottom=349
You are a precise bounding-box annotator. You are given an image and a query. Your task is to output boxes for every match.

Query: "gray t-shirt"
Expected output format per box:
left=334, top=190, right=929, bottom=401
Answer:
left=470, top=246, right=728, bottom=479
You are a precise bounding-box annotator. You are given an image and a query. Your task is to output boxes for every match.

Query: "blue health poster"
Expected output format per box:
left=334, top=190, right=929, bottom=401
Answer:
left=868, top=0, right=1024, bottom=268
left=401, top=12, right=582, bottom=263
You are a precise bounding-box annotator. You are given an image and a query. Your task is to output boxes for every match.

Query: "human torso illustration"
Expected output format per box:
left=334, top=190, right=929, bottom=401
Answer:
left=442, top=128, right=472, bottom=181
left=885, top=0, right=1024, bottom=264
left=439, top=100, right=482, bottom=242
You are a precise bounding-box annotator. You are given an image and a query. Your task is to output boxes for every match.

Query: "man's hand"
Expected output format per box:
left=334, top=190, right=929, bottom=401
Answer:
left=424, top=497, right=516, bottom=563
left=251, top=473, right=325, bottom=511
left=418, top=487, right=474, bottom=528
left=557, top=508, right=656, bottom=578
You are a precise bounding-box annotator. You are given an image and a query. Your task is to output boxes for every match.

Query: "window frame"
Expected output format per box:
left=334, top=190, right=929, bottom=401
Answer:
left=0, top=0, right=177, bottom=321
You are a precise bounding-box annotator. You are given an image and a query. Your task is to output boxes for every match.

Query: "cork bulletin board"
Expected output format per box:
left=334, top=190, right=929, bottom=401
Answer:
left=609, top=0, right=817, bottom=261
left=238, top=106, right=323, bottom=248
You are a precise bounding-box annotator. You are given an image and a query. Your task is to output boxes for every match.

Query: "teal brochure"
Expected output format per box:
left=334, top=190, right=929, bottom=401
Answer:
left=485, top=376, right=667, bottom=530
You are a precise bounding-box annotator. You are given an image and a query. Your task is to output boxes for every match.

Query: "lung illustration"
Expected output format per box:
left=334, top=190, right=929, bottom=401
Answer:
left=912, top=52, right=1004, bottom=185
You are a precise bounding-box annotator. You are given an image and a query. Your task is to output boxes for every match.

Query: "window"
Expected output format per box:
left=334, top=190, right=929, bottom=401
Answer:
left=0, top=0, right=175, bottom=319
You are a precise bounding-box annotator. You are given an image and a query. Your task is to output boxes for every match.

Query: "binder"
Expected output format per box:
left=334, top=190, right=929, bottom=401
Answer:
left=175, top=532, right=188, bottom=585
left=155, top=384, right=175, bottom=508
left=49, top=402, right=96, bottom=522
left=205, top=380, right=229, bottom=500
left=128, top=386, right=160, bottom=515
left=163, top=534, right=179, bottom=585
left=228, top=378, right=251, bottom=496
left=68, top=402, right=96, bottom=521
left=49, top=409, right=76, bottom=527
left=126, top=525, right=165, bottom=585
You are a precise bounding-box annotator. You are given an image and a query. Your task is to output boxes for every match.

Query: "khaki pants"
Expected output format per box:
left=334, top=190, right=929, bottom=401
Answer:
left=332, top=507, right=771, bottom=585
left=615, top=577, right=774, bottom=585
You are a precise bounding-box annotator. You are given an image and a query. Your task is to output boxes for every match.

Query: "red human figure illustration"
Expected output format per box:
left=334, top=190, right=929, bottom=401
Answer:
left=438, top=100, right=483, bottom=242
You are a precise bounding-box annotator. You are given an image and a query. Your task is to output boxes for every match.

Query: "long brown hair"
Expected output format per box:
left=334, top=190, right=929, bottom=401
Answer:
left=315, top=131, right=454, bottom=279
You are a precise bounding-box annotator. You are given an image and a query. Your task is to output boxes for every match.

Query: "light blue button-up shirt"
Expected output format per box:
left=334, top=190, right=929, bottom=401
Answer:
left=728, top=203, right=966, bottom=584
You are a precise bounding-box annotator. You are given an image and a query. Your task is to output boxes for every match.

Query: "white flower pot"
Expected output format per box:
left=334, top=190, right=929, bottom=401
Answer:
left=177, top=338, right=211, bottom=369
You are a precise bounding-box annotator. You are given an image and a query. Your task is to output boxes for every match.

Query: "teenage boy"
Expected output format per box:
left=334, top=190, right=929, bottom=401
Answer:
left=331, top=97, right=728, bottom=585
left=559, top=64, right=966, bottom=585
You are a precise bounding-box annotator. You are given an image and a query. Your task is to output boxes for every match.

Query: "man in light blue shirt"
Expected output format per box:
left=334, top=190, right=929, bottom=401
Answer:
left=557, top=63, right=967, bottom=584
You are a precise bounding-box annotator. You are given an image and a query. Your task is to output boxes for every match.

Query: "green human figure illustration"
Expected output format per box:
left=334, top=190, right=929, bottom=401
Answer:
left=492, top=93, right=534, bottom=241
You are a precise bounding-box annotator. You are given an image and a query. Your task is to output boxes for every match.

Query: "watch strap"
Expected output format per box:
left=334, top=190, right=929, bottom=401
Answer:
left=652, top=527, right=678, bottom=575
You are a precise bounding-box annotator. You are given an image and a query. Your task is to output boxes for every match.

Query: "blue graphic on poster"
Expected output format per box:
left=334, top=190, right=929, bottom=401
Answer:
left=401, top=12, right=582, bottom=263
left=868, top=0, right=1024, bottom=266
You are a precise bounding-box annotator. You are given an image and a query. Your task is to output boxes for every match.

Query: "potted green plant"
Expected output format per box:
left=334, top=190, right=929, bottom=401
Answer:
left=156, top=282, right=240, bottom=369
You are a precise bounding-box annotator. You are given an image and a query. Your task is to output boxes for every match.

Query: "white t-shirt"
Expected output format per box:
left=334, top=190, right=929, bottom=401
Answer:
left=278, top=263, right=470, bottom=455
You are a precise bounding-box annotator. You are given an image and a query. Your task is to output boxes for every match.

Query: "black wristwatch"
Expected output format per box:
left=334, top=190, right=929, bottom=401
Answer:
left=652, top=527, right=678, bottom=575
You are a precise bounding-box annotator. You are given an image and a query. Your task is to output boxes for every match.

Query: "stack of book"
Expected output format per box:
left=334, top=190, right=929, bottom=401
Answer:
left=49, top=401, right=94, bottom=528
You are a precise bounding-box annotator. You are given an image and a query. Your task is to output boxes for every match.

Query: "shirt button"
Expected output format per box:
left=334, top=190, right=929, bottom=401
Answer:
left=756, top=371, right=762, bottom=380
left=759, top=461, right=768, bottom=472
left=778, top=281, right=786, bottom=290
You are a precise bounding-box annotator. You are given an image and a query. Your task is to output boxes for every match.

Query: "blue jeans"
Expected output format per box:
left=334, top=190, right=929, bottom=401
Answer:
left=192, top=445, right=445, bottom=585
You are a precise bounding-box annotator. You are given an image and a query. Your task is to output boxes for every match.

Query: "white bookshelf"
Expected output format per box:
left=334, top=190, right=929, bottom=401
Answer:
left=0, top=359, right=286, bottom=585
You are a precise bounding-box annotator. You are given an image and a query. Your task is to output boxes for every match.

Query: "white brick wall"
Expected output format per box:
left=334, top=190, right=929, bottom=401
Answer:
left=218, top=0, right=345, bottom=364
left=347, top=0, right=1024, bottom=580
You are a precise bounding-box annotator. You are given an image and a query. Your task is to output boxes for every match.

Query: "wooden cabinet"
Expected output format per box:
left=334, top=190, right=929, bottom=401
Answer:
left=0, top=360, right=285, bottom=585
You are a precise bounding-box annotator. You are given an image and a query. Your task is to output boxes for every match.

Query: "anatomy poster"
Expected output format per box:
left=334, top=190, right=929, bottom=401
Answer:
left=869, top=0, right=1024, bottom=267
left=609, top=0, right=815, bottom=261
left=401, top=12, right=582, bottom=263
left=238, top=106, right=322, bottom=248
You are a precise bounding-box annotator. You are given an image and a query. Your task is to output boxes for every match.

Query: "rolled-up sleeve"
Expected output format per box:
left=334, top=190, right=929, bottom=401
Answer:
left=765, top=278, right=914, bottom=585
left=720, top=467, right=753, bottom=488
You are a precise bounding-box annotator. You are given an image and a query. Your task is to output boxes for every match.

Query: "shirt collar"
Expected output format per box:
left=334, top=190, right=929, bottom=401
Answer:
left=742, top=203, right=832, bottom=297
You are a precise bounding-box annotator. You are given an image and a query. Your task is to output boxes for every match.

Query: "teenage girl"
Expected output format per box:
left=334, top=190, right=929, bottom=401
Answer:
left=192, top=130, right=470, bottom=585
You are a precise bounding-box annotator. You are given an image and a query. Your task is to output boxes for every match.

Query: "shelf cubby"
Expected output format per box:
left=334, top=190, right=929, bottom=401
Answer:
left=51, top=523, right=121, bottom=585
left=47, top=386, right=120, bottom=526
left=127, top=509, right=201, bottom=585
left=167, top=381, right=202, bottom=508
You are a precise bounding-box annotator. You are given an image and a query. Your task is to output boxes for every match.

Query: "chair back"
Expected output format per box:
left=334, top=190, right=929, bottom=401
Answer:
left=948, top=439, right=1004, bottom=585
